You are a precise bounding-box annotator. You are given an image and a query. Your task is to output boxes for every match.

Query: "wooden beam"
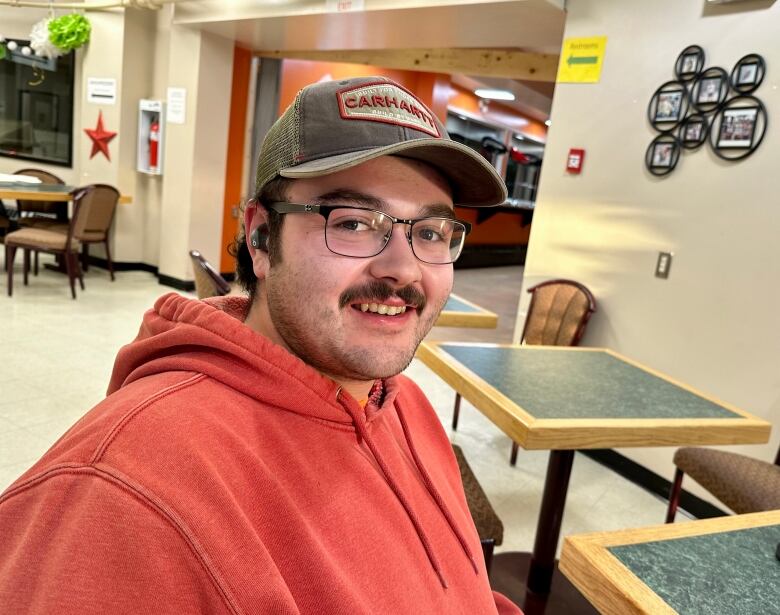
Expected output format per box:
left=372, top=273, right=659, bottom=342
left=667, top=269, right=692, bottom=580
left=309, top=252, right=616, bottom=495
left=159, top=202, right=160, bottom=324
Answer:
left=255, top=48, right=558, bottom=82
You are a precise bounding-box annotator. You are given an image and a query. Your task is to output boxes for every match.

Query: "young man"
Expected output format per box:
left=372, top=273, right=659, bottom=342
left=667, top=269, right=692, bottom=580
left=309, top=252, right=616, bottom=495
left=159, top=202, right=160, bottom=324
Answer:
left=0, top=77, right=520, bottom=614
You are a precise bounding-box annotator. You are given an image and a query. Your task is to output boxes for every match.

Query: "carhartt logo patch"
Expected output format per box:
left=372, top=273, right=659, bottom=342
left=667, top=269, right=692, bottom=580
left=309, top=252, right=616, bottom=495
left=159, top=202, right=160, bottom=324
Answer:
left=336, top=82, right=440, bottom=138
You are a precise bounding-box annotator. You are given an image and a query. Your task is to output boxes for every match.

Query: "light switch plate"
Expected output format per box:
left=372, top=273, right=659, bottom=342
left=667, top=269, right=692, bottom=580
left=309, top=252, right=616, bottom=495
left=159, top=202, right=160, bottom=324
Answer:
left=655, top=252, right=673, bottom=279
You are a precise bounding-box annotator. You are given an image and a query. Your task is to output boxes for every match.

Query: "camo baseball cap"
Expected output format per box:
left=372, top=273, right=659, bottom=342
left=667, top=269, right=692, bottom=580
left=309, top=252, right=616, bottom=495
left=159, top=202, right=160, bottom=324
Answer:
left=254, top=76, right=507, bottom=207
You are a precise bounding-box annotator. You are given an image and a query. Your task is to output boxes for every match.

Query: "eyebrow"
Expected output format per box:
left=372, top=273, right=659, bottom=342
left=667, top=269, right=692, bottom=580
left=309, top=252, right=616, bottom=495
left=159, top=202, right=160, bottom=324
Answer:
left=313, top=189, right=456, bottom=220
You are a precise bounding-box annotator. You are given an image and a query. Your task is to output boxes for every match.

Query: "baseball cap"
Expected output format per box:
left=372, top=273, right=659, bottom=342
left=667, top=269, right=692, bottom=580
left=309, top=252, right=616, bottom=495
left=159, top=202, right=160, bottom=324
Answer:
left=254, top=76, right=508, bottom=207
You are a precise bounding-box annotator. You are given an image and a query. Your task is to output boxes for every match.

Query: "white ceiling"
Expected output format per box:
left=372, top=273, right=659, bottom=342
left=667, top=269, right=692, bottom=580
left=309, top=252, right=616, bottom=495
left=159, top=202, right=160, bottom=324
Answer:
left=174, top=0, right=565, bottom=121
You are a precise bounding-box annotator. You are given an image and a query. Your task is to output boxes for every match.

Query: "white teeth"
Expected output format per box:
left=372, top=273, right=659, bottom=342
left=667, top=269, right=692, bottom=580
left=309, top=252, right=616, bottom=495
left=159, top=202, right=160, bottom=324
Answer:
left=357, top=303, right=408, bottom=315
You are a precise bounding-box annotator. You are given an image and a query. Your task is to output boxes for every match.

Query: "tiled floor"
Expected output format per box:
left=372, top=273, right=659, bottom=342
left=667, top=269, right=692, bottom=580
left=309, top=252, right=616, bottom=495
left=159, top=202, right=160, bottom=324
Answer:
left=0, top=258, right=683, bottom=559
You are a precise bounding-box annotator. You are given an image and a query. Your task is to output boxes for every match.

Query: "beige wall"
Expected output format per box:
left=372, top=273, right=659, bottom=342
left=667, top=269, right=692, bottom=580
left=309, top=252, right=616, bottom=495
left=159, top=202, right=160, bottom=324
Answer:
left=155, top=26, right=232, bottom=282
left=520, top=0, right=780, bottom=504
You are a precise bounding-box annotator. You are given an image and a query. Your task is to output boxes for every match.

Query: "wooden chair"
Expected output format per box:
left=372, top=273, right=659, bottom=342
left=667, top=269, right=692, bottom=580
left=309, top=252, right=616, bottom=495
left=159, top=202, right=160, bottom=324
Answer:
left=14, top=168, right=67, bottom=227
left=5, top=187, right=91, bottom=299
left=451, top=279, right=596, bottom=466
left=451, top=444, right=503, bottom=573
left=665, top=444, right=780, bottom=522
left=69, top=184, right=120, bottom=281
left=189, top=250, right=230, bottom=299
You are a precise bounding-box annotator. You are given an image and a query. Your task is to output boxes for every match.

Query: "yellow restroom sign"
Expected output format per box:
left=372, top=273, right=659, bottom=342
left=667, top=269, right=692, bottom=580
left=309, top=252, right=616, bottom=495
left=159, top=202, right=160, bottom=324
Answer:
left=557, top=36, right=607, bottom=83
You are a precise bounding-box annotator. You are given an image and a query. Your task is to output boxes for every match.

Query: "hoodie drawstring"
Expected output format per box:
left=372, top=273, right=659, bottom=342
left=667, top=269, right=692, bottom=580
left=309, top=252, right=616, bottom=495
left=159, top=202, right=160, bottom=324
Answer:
left=395, top=404, right=480, bottom=576
left=340, top=393, right=449, bottom=588
left=338, top=390, right=479, bottom=589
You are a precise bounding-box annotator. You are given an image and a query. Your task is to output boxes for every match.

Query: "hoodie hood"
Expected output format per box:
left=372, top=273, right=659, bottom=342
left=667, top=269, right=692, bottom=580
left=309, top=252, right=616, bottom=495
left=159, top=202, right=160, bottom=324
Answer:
left=108, top=293, right=399, bottom=426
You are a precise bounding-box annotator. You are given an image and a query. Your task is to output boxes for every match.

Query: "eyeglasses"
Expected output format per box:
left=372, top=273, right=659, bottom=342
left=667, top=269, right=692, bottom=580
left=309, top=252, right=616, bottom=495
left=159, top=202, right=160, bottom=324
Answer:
left=266, top=201, right=472, bottom=265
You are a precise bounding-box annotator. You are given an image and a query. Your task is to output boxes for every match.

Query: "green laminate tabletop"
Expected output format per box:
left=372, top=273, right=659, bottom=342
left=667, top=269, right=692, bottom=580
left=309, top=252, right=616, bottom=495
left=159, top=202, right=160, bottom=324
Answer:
left=561, top=510, right=780, bottom=615
left=416, top=342, right=771, bottom=450
left=434, top=293, right=498, bottom=329
left=439, top=344, right=737, bottom=420
left=610, top=524, right=780, bottom=615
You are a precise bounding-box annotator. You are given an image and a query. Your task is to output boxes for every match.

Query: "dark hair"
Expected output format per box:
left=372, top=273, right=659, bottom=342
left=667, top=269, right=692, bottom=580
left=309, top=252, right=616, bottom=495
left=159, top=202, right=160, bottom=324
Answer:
left=229, top=176, right=291, bottom=299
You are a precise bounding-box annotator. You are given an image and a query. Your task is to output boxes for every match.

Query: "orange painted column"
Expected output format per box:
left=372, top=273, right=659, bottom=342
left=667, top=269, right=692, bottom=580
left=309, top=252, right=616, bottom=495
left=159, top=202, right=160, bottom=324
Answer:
left=219, top=45, right=252, bottom=274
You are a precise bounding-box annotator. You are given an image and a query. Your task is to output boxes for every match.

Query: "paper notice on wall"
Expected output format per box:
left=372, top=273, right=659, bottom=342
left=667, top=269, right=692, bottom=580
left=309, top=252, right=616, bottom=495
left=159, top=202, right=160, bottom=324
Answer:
left=166, top=87, right=186, bottom=124
left=87, top=78, right=117, bottom=104
left=326, top=0, right=364, bottom=11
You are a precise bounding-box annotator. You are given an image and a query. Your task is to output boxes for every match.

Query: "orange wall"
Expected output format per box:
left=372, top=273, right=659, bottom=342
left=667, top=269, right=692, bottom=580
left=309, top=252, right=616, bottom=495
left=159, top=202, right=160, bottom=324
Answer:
left=278, top=60, right=451, bottom=122
left=219, top=45, right=252, bottom=273
left=456, top=207, right=531, bottom=245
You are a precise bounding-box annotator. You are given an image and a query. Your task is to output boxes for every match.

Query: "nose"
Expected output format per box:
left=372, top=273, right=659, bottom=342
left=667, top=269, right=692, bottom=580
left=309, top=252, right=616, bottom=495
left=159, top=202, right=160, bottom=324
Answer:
left=367, top=222, right=423, bottom=286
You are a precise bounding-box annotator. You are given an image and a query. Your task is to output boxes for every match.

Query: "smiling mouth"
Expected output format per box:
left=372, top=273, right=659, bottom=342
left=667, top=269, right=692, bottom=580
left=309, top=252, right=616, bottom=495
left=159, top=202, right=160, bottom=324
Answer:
left=357, top=303, right=409, bottom=316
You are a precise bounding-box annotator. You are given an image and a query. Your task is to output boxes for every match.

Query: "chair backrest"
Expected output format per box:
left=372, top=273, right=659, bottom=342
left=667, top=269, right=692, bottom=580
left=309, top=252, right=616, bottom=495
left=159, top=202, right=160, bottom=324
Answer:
left=189, top=250, right=231, bottom=299
left=71, top=183, right=119, bottom=241
left=520, top=279, right=596, bottom=346
left=14, top=168, right=66, bottom=218
left=67, top=187, right=97, bottom=251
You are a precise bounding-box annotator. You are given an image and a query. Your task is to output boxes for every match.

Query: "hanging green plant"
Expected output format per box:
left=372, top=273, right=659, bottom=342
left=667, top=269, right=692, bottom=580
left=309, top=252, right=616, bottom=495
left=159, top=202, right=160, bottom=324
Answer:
left=0, top=44, right=6, bottom=61
left=48, top=13, right=91, bottom=52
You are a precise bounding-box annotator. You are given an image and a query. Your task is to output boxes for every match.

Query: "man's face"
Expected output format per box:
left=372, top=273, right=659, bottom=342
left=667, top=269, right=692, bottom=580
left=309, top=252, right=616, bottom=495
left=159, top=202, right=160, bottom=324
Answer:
left=251, top=156, right=455, bottom=382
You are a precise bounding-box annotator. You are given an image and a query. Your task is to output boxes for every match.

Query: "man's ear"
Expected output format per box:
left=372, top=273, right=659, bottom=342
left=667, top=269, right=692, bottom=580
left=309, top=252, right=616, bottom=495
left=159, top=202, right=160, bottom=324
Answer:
left=244, top=199, right=271, bottom=280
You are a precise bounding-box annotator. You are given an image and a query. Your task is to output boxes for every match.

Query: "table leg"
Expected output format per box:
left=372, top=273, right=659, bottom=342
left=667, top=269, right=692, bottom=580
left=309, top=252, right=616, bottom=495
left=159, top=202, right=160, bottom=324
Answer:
left=526, top=449, right=575, bottom=595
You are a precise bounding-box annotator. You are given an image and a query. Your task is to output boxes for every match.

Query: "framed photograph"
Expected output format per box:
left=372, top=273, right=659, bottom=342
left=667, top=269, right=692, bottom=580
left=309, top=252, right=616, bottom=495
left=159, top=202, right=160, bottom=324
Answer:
left=717, top=107, right=758, bottom=148
left=655, top=91, right=683, bottom=121
left=684, top=121, right=703, bottom=142
left=681, top=53, right=698, bottom=75
left=651, top=142, right=674, bottom=168
left=730, top=54, right=765, bottom=93
left=737, top=63, right=758, bottom=85
left=678, top=113, right=708, bottom=150
left=697, top=77, right=721, bottom=104
left=675, top=45, right=705, bottom=82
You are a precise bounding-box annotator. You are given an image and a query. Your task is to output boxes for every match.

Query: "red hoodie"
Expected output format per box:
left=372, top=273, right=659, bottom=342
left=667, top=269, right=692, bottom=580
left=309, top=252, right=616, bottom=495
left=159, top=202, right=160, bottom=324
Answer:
left=0, top=293, right=520, bottom=614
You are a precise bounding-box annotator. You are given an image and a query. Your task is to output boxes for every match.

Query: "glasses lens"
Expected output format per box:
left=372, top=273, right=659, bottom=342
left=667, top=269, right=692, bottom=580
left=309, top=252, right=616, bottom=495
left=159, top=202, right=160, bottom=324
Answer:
left=411, top=218, right=466, bottom=264
left=325, top=208, right=392, bottom=257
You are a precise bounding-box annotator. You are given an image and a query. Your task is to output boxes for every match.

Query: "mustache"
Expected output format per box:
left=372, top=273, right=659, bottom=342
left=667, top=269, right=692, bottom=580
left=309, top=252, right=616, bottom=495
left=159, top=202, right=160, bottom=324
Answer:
left=339, top=280, right=426, bottom=311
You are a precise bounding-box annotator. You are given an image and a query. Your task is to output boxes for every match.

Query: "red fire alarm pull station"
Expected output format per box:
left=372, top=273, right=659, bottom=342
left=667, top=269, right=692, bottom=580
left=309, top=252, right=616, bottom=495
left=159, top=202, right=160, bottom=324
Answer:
left=566, top=148, right=585, bottom=174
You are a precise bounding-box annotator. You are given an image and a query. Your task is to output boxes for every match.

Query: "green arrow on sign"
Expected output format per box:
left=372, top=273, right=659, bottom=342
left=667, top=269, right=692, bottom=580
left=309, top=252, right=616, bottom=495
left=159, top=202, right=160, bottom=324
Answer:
left=567, top=54, right=598, bottom=66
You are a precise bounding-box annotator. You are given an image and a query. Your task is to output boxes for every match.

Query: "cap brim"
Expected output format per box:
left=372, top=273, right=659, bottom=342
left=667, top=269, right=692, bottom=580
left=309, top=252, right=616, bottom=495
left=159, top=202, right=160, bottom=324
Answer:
left=279, top=139, right=507, bottom=207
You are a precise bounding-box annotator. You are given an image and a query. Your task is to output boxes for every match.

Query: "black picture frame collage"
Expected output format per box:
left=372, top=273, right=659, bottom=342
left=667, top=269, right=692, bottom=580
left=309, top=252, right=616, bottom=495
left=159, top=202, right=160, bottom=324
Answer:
left=646, top=45, right=768, bottom=176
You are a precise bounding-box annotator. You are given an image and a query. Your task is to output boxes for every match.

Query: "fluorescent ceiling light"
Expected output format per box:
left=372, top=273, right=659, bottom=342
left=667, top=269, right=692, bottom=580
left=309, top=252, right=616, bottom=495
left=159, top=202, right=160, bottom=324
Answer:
left=474, top=88, right=515, bottom=101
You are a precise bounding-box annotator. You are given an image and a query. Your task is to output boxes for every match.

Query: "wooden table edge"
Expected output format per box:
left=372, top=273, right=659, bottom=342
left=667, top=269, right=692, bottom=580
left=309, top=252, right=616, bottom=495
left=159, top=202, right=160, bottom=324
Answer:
left=560, top=510, right=780, bottom=614
left=435, top=311, right=498, bottom=328
left=0, top=189, right=132, bottom=205
left=415, top=341, right=536, bottom=445
left=560, top=535, right=676, bottom=615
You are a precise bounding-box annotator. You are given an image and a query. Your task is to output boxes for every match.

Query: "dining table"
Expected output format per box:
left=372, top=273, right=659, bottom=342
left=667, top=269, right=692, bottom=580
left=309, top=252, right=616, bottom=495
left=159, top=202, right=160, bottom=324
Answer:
left=0, top=182, right=132, bottom=205
left=416, top=342, right=772, bottom=613
left=560, top=509, right=780, bottom=615
left=435, top=293, right=499, bottom=329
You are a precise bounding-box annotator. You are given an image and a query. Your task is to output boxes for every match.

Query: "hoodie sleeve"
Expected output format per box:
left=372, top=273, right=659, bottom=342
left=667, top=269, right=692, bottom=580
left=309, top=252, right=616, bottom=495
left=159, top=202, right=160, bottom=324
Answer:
left=0, top=467, right=299, bottom=615
left=494, top=590, right=524, bottom=614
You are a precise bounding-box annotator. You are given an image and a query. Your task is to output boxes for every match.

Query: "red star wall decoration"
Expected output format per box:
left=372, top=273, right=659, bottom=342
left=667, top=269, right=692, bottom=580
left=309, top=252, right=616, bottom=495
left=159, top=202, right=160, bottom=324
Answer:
left=84, top=111, right=117, bottom=161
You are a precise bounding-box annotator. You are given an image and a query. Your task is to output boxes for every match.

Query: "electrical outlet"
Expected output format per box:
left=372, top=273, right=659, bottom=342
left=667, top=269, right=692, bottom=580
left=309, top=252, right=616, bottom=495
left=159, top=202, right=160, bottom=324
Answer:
left=655, top=252, right=672, bottom=279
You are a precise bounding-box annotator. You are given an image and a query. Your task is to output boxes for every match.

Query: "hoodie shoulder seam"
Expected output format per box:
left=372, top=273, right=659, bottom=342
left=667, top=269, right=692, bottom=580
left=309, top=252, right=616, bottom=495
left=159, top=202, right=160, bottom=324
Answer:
left=91, top=373, right=207, bottom=464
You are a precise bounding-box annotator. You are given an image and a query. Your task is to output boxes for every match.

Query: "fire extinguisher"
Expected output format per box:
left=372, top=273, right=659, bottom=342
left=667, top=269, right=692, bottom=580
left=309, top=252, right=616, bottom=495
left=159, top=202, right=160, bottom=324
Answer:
left=148, top=119, right=159, bottom=171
